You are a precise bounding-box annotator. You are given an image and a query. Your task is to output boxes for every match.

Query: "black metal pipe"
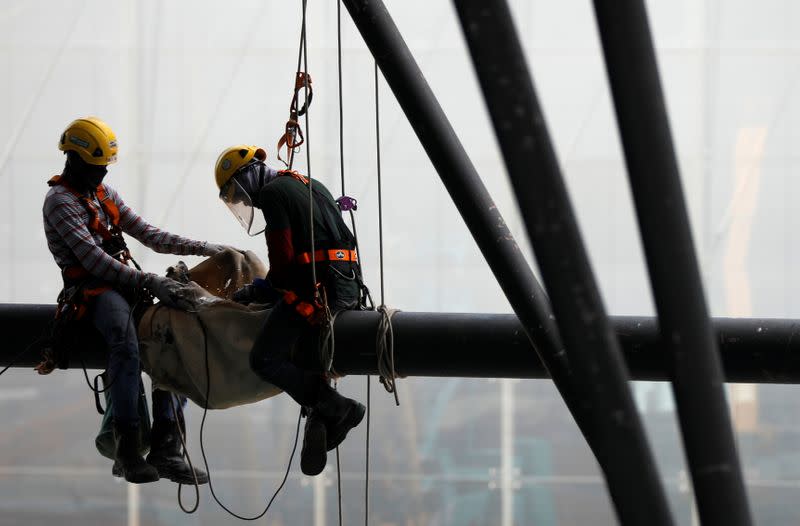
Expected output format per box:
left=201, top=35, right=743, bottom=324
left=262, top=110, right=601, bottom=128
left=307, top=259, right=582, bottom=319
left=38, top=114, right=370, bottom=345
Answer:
left=339, top=0, right=593, bottom=439
left=591, top=1, right=752, bottom=524
left=452, top=2, right=672, bottom=524
left=5, top=304, right=800, bottom=384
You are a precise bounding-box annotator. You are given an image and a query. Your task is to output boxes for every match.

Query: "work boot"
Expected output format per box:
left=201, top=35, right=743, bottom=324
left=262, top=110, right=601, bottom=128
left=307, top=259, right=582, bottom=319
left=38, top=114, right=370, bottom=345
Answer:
left=300, top=407, right=328, bottom=476
left=146, top=419, right=209, bottom=484
left=113, top=424, right=159, bottom=484
left=314, top=383, right=366, bottom=452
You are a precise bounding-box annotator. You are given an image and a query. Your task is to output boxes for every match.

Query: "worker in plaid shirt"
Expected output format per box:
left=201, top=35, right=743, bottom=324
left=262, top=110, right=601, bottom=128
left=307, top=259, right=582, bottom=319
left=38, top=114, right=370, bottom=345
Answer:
left=43, top=116, right=227, bottom=484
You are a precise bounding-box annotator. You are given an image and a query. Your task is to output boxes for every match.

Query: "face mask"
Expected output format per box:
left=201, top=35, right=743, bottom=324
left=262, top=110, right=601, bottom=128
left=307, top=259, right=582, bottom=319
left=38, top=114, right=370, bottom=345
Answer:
left=65, top=154, right=108, bottom=193
left=219, top=162, right=269, bottom=236
left=85, top=165, right=108, bottom=188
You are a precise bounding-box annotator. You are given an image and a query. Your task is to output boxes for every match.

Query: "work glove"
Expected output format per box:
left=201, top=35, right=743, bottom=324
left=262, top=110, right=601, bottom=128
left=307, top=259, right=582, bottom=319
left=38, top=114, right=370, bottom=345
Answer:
left=202, top=243, right=241, bottom=257
left=232, top=278, right=280, bottom=306
left=144, top=274, right=196, bottom=311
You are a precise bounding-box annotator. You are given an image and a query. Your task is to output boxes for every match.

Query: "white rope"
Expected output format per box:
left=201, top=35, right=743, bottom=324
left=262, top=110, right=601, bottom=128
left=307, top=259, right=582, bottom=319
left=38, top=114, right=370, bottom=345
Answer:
left=318, top=305, right=339, bottom=376
left=375, top=305, right=400, bottom=406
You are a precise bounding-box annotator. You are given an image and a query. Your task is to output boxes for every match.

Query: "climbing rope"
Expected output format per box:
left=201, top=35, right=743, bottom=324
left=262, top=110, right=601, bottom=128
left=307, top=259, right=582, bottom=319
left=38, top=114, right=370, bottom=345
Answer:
left=372, top=60, right=400, bottom=405
left=187, top=313, right=302, bottom=520
left=171, top=3, right=310, bottom=518
left=169, top=395, right=201, bottom=514
left=276, top=1, right=313, bottom=170
left=0, top=332, right=50, bottom=378
left=295, top=2, right=344, bottom=524
left=318, top=308, right=340, bottom=375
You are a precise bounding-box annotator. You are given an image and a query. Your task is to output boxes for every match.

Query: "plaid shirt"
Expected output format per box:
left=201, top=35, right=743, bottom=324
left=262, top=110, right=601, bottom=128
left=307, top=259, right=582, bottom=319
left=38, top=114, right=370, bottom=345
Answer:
left=43, top=182, right=206, bottom=287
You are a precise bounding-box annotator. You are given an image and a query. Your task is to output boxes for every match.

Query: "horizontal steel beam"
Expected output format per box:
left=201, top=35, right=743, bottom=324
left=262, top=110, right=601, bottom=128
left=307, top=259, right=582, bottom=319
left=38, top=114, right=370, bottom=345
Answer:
left=2, top=303, right=799, bottom=383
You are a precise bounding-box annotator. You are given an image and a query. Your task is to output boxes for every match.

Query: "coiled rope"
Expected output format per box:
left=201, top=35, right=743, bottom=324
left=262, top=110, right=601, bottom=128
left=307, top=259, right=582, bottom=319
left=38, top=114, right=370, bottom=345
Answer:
left=375, top=305, right=400, bottom=406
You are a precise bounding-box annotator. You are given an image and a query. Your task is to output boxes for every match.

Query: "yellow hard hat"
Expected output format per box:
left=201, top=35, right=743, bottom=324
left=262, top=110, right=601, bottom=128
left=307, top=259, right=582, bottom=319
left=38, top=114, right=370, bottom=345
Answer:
left=214, top=145, right=267, bottom=190
left=58, top=116, right=118, bottom=166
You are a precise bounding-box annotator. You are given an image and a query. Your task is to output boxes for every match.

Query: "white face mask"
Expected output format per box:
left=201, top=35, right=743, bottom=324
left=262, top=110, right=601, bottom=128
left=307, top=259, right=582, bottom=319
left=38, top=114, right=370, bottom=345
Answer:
left=219, top=175, right=267, bottom=236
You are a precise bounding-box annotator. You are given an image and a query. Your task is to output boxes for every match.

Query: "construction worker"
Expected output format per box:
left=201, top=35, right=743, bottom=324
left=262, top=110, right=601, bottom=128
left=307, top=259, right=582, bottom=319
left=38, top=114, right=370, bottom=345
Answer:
left=215, top=145, right=366, bottom=476
left=43, top=116, right=227, bottom=484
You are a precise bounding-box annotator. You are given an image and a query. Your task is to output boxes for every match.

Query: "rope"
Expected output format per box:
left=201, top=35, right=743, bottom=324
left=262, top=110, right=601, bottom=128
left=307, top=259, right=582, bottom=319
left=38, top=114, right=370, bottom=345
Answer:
left=375, top=306, right=400, bottom=406
left=371, top=61, right=400, bottom=406
left=300, top=3, right=343, bottom=522
left=192, top=313, right=302, bottom=520
left=169, top=395, right=200, bottom=514
left=318, top=308, right=340, bottom=375
left=365, top=374, right=371, bottom=526
left=298, top=0, right=319, bottom=296
left=0, top=332, right=50, bottom=378
left=375, top=62, right=385, bottom=306
left=338, top=0, right=346, bottom=198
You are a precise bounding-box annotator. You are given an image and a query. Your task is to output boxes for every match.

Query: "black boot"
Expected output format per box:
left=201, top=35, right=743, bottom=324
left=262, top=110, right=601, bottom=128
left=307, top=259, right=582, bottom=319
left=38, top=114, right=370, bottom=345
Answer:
left=113, top=424, right=159, bottom=484
left=146, top=419, right=209, bottom=484
left=314, top=383, right=366, bottom=452
left=300, top=407, right=328, bottom=476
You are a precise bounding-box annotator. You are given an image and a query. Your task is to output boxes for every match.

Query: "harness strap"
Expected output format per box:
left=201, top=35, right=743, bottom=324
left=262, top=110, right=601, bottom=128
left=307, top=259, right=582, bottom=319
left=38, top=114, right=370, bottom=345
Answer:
left=48, top=175, right=122, bottom=240
left=283, top=289, right=323, bottom=322
left=296, top=249, right=358, bottom=265
left=278, top=169, right=309, bottom=185
left=48, top=175, right=137, bottom=320
left=49, top=175, right=135, bottom=281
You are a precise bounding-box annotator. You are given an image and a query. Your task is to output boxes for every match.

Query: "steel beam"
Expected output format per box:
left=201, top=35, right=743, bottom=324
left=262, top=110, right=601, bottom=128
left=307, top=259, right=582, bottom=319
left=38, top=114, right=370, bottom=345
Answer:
left=453, top=2, right=672, bottom=524
left=4, top=304, right=800, bottom=384
left=340, top=0, right=593, bottom=446
left=591, top=1, right=752, bottom=523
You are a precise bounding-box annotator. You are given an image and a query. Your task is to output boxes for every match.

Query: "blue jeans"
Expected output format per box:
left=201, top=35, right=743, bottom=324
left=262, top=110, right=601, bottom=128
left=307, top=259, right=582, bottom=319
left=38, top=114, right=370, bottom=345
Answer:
left=90, top=289, right=185, bottom=427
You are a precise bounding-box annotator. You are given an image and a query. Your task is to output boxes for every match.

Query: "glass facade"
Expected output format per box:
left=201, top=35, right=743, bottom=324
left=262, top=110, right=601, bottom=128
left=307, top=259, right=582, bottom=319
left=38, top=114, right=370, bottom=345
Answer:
left=2, top=0, right=800, bottom=524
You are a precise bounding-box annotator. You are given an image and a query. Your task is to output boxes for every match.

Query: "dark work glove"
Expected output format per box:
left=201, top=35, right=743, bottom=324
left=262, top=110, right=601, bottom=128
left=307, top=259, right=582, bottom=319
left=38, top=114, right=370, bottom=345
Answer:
left=145, top=274, right=196, bottom=311
left=232, top=278, right=280, bottom=305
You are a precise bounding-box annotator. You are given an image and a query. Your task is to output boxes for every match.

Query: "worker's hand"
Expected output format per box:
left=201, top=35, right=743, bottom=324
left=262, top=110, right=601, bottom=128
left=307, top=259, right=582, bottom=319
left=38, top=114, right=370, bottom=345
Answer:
left=145, top=274, right=196, bottom=311
left=232, top=284, right=257, bottom=305
left=202, top=243, right=241, bottom=257
left=233, top=278, right=280, bottom=306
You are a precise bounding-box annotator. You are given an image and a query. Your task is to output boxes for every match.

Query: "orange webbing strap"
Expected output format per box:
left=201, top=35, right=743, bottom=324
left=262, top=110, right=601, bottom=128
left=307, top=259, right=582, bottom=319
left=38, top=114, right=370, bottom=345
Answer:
left=283, top=290, right=322, bottom=323
left=48, top=175, right=122, bottom=240
left=74, top=286, right=111, bottom=320
left=296, top=249, right=358, bottom=265
left=94, top=185, right=121, bottom=229
left=55, top=282, right=111, bottom=321
left=277, top=169, right=310, bottom=185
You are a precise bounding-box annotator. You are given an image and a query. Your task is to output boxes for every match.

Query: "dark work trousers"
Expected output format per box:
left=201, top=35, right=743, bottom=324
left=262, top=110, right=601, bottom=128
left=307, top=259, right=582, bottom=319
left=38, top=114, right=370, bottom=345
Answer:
left=250, top=266, right=361, bottom=407
left=249, top=299, right=320, bottom=407
left=90, top=289, right=186, bottom=427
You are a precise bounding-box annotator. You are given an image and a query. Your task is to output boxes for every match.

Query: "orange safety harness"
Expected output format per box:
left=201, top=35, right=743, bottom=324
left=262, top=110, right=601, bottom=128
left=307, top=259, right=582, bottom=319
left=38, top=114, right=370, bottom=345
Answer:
left=47, top=175, right=136, bottom=320
left=274, top=169, right=358, bottom=324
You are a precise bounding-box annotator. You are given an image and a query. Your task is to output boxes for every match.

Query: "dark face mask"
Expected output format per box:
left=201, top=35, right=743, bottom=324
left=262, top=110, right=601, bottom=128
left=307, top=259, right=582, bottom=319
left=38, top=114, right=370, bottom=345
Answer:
left=64, top=152, right=108, bottom=192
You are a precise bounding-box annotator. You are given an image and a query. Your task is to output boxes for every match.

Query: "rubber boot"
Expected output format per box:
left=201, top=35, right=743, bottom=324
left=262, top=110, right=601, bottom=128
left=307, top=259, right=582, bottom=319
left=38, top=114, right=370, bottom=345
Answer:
left=112, top=424, right=159, bottom=484
left=314, top=383, right=366, bottom=452
left=146, top=419, right=209, bottom=484
left=300, top=407, right=328, bottom=476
